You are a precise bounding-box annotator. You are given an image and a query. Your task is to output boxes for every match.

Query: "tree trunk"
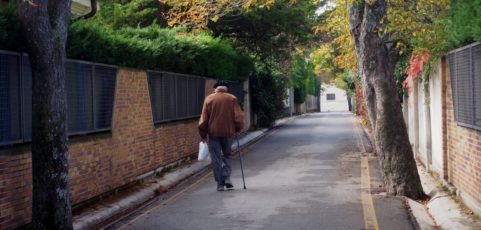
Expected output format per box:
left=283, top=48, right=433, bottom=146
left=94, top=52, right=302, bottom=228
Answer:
left=17, top=1, right=73, bottom=229
left=349, top=0, right=425, bottom=199
left=347, top=94, right=352, bottom=111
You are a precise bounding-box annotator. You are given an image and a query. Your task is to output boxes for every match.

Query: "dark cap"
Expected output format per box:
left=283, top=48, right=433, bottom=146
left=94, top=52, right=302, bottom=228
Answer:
left=213, top=80, right=230, bottom=88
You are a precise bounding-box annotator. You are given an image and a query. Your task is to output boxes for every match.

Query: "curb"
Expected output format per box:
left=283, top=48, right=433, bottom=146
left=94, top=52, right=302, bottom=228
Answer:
left=73, top=117, right=294, bottom=230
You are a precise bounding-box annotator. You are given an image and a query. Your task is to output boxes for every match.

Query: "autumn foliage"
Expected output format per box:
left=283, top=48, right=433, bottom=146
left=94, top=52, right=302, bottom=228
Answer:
left=402, top=51, right=431, bottom=88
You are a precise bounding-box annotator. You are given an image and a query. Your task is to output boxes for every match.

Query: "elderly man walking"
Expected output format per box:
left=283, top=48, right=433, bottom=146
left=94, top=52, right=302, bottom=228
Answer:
left=198, top=80, right=245, bottom=191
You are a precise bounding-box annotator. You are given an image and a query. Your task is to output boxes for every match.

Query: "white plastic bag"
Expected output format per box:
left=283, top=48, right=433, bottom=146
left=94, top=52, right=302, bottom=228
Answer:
left=198, top=142, right=210, bottom=161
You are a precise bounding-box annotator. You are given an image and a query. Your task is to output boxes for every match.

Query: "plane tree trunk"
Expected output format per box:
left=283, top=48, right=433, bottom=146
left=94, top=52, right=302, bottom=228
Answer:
left=348, top=0, right=425, bottom=199
left=17, top=1, right=73, bottom=229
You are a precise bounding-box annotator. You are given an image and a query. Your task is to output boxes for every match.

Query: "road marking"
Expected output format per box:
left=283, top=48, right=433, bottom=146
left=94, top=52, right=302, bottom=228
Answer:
left=361, top=156, right=379, bottom=230
left=116, top=171, right=213, bottom=230
left=352, top=115, right=379, bottom=230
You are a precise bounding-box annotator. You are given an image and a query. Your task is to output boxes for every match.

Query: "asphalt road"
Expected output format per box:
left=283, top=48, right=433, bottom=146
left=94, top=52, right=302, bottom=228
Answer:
left=108, top=112, right=414, bottom=230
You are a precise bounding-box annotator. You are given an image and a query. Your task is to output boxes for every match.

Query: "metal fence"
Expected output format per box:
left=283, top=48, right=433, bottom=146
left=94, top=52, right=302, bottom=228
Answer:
left=148, top=71, right=206, bottom=123
left=448, top=42, right=481, bottom=131
left=1, top=49, right=246, bottom=146
left=0, top=50, right=117, bottom=146
left=147, top=72, right=246, bottom=124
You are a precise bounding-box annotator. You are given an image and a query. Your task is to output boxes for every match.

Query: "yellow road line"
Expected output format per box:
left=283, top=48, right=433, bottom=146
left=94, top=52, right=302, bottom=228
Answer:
left=352, top=115, right=379, bottom=230
left=117, top=171, right=213, bottom=230
left=361, top=157, right=379, bottom=230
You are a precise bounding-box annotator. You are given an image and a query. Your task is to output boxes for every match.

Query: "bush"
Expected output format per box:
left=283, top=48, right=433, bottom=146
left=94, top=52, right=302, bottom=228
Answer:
left=448, top=0, right=481, bottom=48
left=1, top=3, right=252, bottom=81
left=67, top=21, right=252, bottom=80
left=250, top=70, right=287, bottom=128
left=0, top=1, right=22, bottom=51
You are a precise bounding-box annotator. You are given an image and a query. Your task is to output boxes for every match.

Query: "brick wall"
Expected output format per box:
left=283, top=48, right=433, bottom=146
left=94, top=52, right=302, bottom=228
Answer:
left=0, top=69, right=208, bottom=229
left=445, top=63, right=481, bottom=214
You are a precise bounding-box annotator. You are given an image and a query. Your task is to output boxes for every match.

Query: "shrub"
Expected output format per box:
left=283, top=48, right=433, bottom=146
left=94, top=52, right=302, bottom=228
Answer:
left=0, top=1, right=22, bottom=51
left=448, top=0, right=481, bottom=48
left=67, top=21, right=252, bottom=80
left=250, top=69, right=287, bottom=128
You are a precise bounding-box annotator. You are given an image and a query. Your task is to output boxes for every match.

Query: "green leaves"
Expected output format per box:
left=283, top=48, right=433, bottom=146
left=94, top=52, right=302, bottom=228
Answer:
left=67, top=21, right=253, bottom=81
left=250, top=70, right=287, bottom=127
left=0, top=1, right=22, bottom=51
left=288, top=55, right=318, bottom=104
left=448, top=0, right=481, bottom=48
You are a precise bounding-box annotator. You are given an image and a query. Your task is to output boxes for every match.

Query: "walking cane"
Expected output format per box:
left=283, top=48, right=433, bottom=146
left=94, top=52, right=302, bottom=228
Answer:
left=236, top=136, right=247, bottom=189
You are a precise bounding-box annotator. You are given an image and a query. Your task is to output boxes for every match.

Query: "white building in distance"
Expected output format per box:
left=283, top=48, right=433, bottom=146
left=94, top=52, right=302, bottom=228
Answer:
left=320, top=84, right=348, bottom=112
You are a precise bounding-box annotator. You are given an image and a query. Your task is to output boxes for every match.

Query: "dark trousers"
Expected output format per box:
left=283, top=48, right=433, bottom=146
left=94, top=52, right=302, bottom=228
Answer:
left=208, top=137, right=233, bottom=186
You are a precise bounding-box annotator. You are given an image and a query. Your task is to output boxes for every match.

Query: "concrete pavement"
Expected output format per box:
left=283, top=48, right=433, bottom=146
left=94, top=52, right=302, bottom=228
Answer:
left=98, top=112, right=412, bottom=229
left=74, top=115, right=477, bottom=229
left=72, top=118, right=290, bottom=230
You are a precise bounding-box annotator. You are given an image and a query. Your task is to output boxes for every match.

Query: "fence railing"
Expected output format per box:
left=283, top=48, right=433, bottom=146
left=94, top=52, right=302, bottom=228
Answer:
left=147, top=71, right=206, bottom=124
left=448, top=42, right=481, bottom=131
left=147, top=71, right=245, bottom=124
left=0, top=50, right=117, bottom=146
left=1, top=49, right=246, bottom=146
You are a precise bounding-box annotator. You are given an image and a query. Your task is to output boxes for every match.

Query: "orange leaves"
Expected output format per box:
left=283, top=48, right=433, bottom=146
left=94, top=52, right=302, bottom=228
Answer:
left=26, top=0, right=40, bottom=7
left=402, top=51, right=430, bottom=88
left=161, top=0, right=284, bottom=30
left=312, top=0, right=357, bottom=74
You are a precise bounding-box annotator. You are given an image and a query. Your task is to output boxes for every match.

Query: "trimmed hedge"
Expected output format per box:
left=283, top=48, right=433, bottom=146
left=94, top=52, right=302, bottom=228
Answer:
left=448, top=0, right=481, bottom=48
left=0, top=1, right=253, bottom=81
left=67, top=21, right=252, bottom=81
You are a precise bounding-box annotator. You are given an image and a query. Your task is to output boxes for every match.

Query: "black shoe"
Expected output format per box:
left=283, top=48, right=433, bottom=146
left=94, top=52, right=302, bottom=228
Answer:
left=224, top=179, right=234, bottom=190
left=217, top=185, right=225, bottom=191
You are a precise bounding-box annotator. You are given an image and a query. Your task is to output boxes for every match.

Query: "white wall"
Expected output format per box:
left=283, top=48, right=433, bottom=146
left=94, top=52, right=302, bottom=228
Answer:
left=418, top=79, right=428, bottom=162
left=407, top=81, right=416, bottom=147
left=430, top=63, right=444, bottom=175
left=405, top=61, right=445, bottom=175
left=320, top=84, right=348, bottom=112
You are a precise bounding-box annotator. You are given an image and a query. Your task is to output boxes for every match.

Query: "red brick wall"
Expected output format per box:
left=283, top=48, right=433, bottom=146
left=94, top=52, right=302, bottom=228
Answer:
left=0, top=69, right=206, bottom=229
left=445, top=63, right=481, bottom=209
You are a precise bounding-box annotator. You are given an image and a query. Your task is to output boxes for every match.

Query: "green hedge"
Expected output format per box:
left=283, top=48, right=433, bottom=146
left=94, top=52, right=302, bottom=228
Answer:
left=1, top=1, right=253, bottom=81
left=67, top=21, right=252, bottom=80
left=448, top=0, right=481, bottom=48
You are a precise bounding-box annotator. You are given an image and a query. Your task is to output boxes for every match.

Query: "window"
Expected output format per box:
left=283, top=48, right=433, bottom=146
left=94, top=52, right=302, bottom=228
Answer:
left=148, top=71, right=205, bottom=123
left=0, top=51, right=117, bottom=146
left=326, top=93, right=336, bottom=100
left=448, top=42, right=481, bottom=130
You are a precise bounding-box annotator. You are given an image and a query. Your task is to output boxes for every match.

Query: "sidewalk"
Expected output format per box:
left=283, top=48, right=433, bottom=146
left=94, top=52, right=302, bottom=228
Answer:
left=357, top=116, right=481, bottom=230
left=72, top=117, right=294, bottom=230
left=407, top=162, right=481, bottom=230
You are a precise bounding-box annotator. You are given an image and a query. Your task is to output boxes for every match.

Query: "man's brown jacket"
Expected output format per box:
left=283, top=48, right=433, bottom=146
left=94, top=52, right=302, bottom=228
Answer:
left=198, top=90, right=244, bottom=139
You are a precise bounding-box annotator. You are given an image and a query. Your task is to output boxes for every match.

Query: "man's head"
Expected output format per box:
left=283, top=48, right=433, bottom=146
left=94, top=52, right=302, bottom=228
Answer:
left=213, top=80, right=229, bottom=92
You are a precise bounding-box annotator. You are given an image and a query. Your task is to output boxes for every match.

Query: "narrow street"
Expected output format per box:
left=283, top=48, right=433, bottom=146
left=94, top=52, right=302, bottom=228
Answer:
left=107, top=112, right=414, bottom=230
